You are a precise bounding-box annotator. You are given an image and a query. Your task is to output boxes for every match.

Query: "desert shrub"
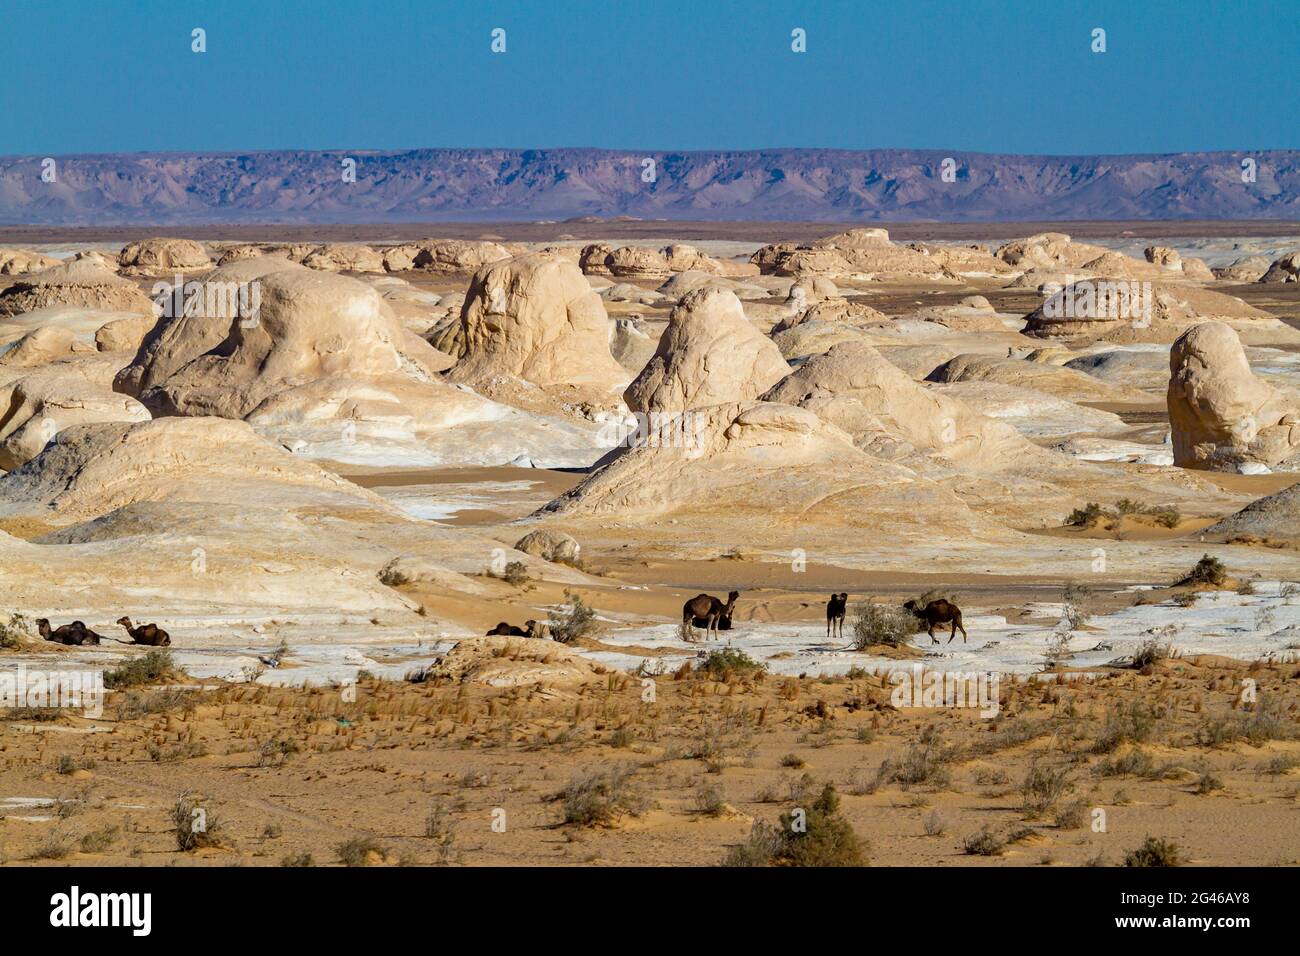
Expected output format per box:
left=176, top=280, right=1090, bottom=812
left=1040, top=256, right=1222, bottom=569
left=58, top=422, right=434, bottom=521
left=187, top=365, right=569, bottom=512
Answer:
left=1124, top=835, right=1184, bottom=867
left=558, top=764, right=648, bottom=826
left=694, top=781, right=726, bottom=817
left=1021, top=760, right=1073, bottom=815
left=78, top=825, right=119, bottom=854
left=1065, top=502, right=1103, bottom=527
left=696, top=646, right=765, bottom=681
left=32, top=831, right=73, bottom=860
left=963, top=826, right=1006, bottom=856
left=1054, top=799, right=1088, bottom=829
left=722, top=820, right=785, bottom=867
left=0, top=612, right=36, bottom=650
left=1061, top=581, right=1094, bottom=630
left=850, top=601, right=914, bottom=649
left=1092, top=747, right=1155, bottom=778
left=1180, top=554, right=1226, bottom=587
left=1195, top=771, right=1224, bottom=794
left=1094, top=701, right=1159, bottom=753
left=923, top=809, right=947, bottom=836
left=498, top=561, right=530, bottom=586
left=104, top=650, right=176, bottom=689
left=336, top=836, right=386, bottom=867
left=879, top=726, right=952, bottom=788
left=776, top=785, right=866, bottom=867
left=547, top=590, right=597, bottom=644
left=724, top=785, right=866, bottom=867
left=116, top=687, right=196, bottom=719
left=1131, top=638, right=1172, bottom=670
left=280, top=852, right=315, bottom=867
left=171, top=791, right=223, bottom=851
left=56, top=755, right=95, bottom=775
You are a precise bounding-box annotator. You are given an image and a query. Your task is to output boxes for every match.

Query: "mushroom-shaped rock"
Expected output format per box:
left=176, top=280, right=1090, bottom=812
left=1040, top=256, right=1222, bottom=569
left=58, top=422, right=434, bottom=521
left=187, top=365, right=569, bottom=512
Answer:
left=442, top=253, right=627, bottom=399
left=1167, top=321, right=1300, bottom=472
left=624, top=287, right=789, bottom=414
left=1260, top=252, right=1300, bottom=284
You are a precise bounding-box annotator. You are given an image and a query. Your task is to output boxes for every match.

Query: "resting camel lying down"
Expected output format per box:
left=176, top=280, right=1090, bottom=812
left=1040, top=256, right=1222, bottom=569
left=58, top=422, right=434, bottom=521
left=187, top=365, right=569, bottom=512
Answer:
left=36, top=619, right=102, bottom=646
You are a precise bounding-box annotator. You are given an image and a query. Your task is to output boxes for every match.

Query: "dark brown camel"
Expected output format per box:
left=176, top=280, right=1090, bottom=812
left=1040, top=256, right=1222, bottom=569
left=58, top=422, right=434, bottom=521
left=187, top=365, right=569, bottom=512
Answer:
left=826, top=593, right=848, bottom=639
left=690, top=612, right=732, bottom=630
left=486, top=621, right=529, bottom=637
left=682, top=590, right=740, bottom=640
left=903, top=599, right=967, bottom=644
left=36, top=619, right=102, bottom=646
left=116, top=617, right=171, bottom=647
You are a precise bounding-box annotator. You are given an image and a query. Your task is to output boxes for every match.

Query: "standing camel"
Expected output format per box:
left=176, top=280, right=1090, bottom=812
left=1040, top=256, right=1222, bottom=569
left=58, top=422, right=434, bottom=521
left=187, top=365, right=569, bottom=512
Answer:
left=826, top=593, right=848, bottom=639
left=682, top=591, right=740, bottom=640
left=903, top=599, right=968, bottom=645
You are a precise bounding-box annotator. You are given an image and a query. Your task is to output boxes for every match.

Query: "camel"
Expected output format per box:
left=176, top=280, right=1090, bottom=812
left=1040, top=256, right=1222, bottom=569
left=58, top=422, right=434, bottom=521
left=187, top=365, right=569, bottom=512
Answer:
left=690, top=612, right=732, bottom=630
left=826, top=593, right=848, bottom=639
left=35, top=619, right=102, bottom=646
left=116, top=617, right=171, bottom=647
left=486, top=621, right=529, bottom=637
left=682, top=590, right=740, bottom=640
left=903, top=599, right=967, bottom=644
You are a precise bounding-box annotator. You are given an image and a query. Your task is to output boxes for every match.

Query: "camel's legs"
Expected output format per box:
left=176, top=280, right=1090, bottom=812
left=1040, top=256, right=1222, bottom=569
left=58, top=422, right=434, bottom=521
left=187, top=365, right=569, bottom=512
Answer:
left=929, top=625, right=938, bottom=644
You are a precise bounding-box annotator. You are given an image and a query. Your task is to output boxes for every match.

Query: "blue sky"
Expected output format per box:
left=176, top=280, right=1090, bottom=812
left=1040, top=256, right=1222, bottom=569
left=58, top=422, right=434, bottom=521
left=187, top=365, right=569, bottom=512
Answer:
left=2, top=0, right=1296, bottom=156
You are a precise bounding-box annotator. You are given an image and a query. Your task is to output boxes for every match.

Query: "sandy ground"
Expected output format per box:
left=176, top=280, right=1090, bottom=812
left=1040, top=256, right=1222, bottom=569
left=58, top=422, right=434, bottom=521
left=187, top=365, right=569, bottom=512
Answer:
left=2, top=651, right=1296, bottom=867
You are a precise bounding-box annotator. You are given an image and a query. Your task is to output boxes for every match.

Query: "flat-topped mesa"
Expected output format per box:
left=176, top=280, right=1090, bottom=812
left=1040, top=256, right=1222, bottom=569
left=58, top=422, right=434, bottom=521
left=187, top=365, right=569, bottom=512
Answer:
left=624, top=286, right=789, bottom=414
left=1167, top=321, right=1300, bottom=473
left=0, top=260, right=155, bottom=317
left=1022, top=278, right=1280, bottom=345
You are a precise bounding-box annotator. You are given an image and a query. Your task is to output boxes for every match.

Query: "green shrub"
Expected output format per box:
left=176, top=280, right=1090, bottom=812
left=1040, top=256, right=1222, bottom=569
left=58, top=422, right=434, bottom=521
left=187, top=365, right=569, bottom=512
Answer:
left=696, top=647, right=765, bottom=680
left=1124, top=835, right=1184, bottom=867
left=547, top=590, right=597, bottom=644
left=850, top=601, right=914, bottom=649
left=104, top=650, right=177, bottom=689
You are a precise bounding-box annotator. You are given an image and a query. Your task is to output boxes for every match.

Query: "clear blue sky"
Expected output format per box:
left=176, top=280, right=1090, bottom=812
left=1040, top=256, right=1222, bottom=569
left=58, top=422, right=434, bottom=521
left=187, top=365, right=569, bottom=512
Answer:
left=3, top=0, right=1296, bottom=156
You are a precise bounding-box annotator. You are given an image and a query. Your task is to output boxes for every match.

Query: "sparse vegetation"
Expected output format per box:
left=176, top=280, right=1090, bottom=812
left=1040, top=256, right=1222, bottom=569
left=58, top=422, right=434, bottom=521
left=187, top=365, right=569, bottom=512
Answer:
left=547, top=590, right=598, bottom=644
left=558, top=764, right=649, bottom=826
left=696, top=646, right=765, bottom=680
left=1124, top=835, right=1184, bottom=867
left=850, top=600, right=914, bottom=649
left=724, top=784, right=866, bottom=867
left=336, top=836, right=386, bottom=867
left=171, top=791, right=223, bottom=851
left=1179, top=554, right=1226, bottom=587
left=0, top=611, right=36, bottom=649
left=963, top=826, right=1007, bottom=856
left=104, top=649, right=177, bottom=689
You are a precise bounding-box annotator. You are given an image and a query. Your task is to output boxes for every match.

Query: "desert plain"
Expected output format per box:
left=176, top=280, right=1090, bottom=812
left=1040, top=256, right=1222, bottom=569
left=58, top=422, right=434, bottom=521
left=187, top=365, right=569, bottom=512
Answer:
left=0, top=223, right=1298, bottom=867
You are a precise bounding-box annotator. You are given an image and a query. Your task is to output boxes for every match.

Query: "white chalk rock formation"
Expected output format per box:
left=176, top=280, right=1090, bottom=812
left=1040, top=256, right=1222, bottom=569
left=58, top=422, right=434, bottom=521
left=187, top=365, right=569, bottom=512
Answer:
left=1167, top=321, right=1300, bottom=472
left=0, top=260, right=155, bottom=317
left=624, top=287, right=789, bottom=413
left=118, top=238, right=211, bottom=277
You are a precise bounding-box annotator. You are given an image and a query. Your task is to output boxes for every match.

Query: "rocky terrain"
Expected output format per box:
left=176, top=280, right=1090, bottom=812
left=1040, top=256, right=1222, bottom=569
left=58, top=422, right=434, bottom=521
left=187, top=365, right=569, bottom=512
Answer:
left=2, top=225, right=1299, bottom=868
left=3, top=148, right=1300, bottom=224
